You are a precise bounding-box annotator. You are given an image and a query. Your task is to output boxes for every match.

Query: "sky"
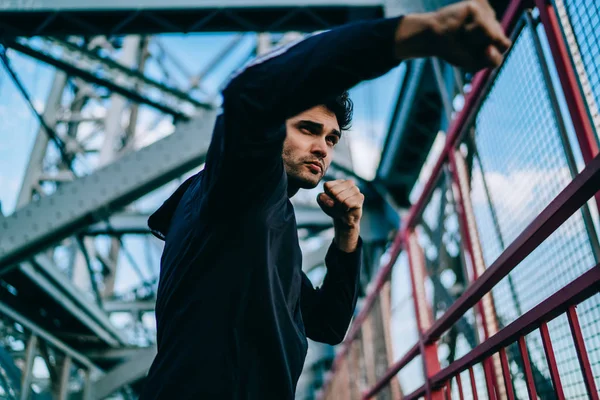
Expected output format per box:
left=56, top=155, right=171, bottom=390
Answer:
left=1, top=17, right=600, bottom=397
left=0, top=30, right=407, bottom=393
left=0, top=32, right=404, bottom=217
left=0, top=31, right=405, bottom=339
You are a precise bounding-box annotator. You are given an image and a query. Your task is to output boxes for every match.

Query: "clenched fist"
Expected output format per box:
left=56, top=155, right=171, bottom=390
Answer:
left=395, top=0, right=512, bottom=71
left=317, top=179, right=364, bottom=230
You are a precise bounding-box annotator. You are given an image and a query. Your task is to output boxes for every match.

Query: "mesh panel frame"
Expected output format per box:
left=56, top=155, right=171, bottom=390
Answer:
left=555, top=0, right=600, bottom=139
left=464, top=20, right=600, bottom=398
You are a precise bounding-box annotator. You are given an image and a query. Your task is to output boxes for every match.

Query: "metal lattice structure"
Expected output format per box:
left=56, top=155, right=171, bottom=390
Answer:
left=0, top=0, right=386, bottom=36
left=319, top=0, right=600, bottom=398
left=1, top=0, right=599, bottom=398
left=0, top=4, right=403, bottom=396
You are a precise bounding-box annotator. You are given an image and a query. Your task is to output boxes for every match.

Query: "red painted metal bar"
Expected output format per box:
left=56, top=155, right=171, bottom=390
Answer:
left=456, top=372, right=465, bottom=400
left=535, top=0, right=599, bottom=164
left=321, top=1, right=600, bottom=398
left=428, top=264, right=600, bottom=387
left=331, top=234, right=403, bottom=371
left=450, top=149, right=504, bottom=397
left=406, top=230, right=443, bottom=400
left=517, top=336, right=538, bottom=399
left=361, top=134, right=600, bottom=400
left=361, top=343, right=419, bottom=399
left=468, top=367, right=479, bottom=400
left=424, top=153, right=600, bottom=344
left=356, top=128, right=600, bottom=400
left=539, top=322, right=566, bottom=400
left=499, top=348, right=515, bottom=400
left=535, top=0, right=600, bottom=222
left=566, top=306, right=600, bottom=400
left=327, top=0, right=529, bottom=391
left=482, top=359, right=497, bottom=400
left=403, top=385, right=426, bottom=400
left=402, top=0, right=526, bottom=231
left=336, top=235, right=403, bottom=354
left=445, top=381, right=452, bottom=400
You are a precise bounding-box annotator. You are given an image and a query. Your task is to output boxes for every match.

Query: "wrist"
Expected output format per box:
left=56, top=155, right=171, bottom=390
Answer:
left=334, top=223, right=360, bottom=253
left=394, top=12, right=438, bottom=60
left=334, top=219, right=360, bottom=232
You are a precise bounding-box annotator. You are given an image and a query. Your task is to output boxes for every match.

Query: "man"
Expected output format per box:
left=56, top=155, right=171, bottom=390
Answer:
left=141, top=2, right=510, bottom=399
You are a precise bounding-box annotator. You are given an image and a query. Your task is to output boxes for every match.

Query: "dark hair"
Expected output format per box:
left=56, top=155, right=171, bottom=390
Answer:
left=323, top=91, right=353, bottom=131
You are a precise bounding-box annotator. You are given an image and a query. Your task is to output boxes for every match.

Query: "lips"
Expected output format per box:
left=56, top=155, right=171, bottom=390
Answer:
left=306, top=162, right=322, bottom=173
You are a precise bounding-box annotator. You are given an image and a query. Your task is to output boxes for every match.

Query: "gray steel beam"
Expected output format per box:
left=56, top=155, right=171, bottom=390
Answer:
left=84, top=347, right=154, bottom=363
left=85, top=213, right=153, bottom=236
left=0, top=1, right=385, bottom=37
left=21, top=255, right=127, bottom=346
left=0, top=302, right=99, bottom=372
left=57, top=355, right=72, bottom=400
left=5, top=38, right=212, bottom=119
left=20, top=335, right=37, bottom=400
left=0, top=110, right=217, bottom=271
left=89, top=347, right=157, bottom=400
left=16, top=71, right=68, bottom=209
left=103, top=300, right=156, bottom=313
left=85, top=207, right=332, bottom=236
left=1, top=0, right=382, bottom=9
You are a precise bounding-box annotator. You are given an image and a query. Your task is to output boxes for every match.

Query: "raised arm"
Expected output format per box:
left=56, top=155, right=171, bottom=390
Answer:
left=200, top=2, right=510, bottom=211
left=200, top=17, right=404, bottom=212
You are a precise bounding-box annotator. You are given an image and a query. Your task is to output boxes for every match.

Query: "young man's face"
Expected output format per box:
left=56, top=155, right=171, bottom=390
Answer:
left=283, top=105, right=341, bottom=189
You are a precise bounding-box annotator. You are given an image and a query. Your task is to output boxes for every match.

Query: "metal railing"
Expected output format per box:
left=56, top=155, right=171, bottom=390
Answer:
left=318, top=0, right=600, bottom=398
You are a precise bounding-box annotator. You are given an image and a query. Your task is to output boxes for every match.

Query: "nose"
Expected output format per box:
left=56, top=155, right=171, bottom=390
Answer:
left=310, top=138, right=328, bottom=160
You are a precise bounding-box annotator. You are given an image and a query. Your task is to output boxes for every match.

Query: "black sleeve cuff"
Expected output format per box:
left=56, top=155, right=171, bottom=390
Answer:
left=324, top=237, right=363, bottom=280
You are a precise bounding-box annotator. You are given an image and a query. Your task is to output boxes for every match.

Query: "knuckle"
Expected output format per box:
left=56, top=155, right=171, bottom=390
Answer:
left=465, top=1, right=477, bottom=14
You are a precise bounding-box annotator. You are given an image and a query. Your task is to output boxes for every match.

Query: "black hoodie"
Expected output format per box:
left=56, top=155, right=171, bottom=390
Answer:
left=140, top=16, right=402, bottom=400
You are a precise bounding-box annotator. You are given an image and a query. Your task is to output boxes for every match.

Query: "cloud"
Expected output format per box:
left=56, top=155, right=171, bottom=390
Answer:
left=32, top=99, right=45, bottom=114
left=470, top=166, right=571, bottom=214
left=346, top=118, right=389, bottom=180
left=348, top=135, right=381, bottom=180
left=0, top=175, right=21, bottom=216
left=469, top=166, right=584, bottom=245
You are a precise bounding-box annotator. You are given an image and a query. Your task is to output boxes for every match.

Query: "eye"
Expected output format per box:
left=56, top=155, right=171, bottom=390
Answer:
left=327, top=135, right=339, bottom=146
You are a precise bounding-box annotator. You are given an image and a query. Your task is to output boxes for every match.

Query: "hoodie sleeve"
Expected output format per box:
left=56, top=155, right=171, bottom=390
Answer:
left=300, top=238, right=362, bottom=345
left=200, top=17, right=403, bottom=213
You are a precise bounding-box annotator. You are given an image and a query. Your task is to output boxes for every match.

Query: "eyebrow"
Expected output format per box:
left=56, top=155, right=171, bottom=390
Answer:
left=297, top=120, right=342, bottom=139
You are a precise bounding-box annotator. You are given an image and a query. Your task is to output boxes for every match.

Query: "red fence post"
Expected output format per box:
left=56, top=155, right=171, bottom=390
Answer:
left=455, top=372, right=465, bottom=400
left=535, top=0, right=600, bottom=209
left=406, top=230, right=444, bottom=400
left=498, top=348, right=515, bottom=400
left=566, top=306, right=599, bottom=400
left=517, top=336, right=538, bottom=399
left=539, top=322, right=566, bottom=400
left=449, top=148, right=505, bottom=400
left=468, top=367, right=479, bottom=400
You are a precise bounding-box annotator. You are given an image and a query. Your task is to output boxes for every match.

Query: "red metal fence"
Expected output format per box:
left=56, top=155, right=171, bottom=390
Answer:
left=318, top=0, right=600, bottom=398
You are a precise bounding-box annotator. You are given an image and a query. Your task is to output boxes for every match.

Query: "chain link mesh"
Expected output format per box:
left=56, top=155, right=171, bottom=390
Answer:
left=557, top=0, right=600, bottom=138
left=466, top=22, right=600, bottom=398
left=322, top=6, right=600, bottom=398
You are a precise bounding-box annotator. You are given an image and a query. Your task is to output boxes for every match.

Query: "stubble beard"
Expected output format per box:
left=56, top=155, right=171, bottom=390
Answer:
left=283, top=151, right=322, bottom=190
